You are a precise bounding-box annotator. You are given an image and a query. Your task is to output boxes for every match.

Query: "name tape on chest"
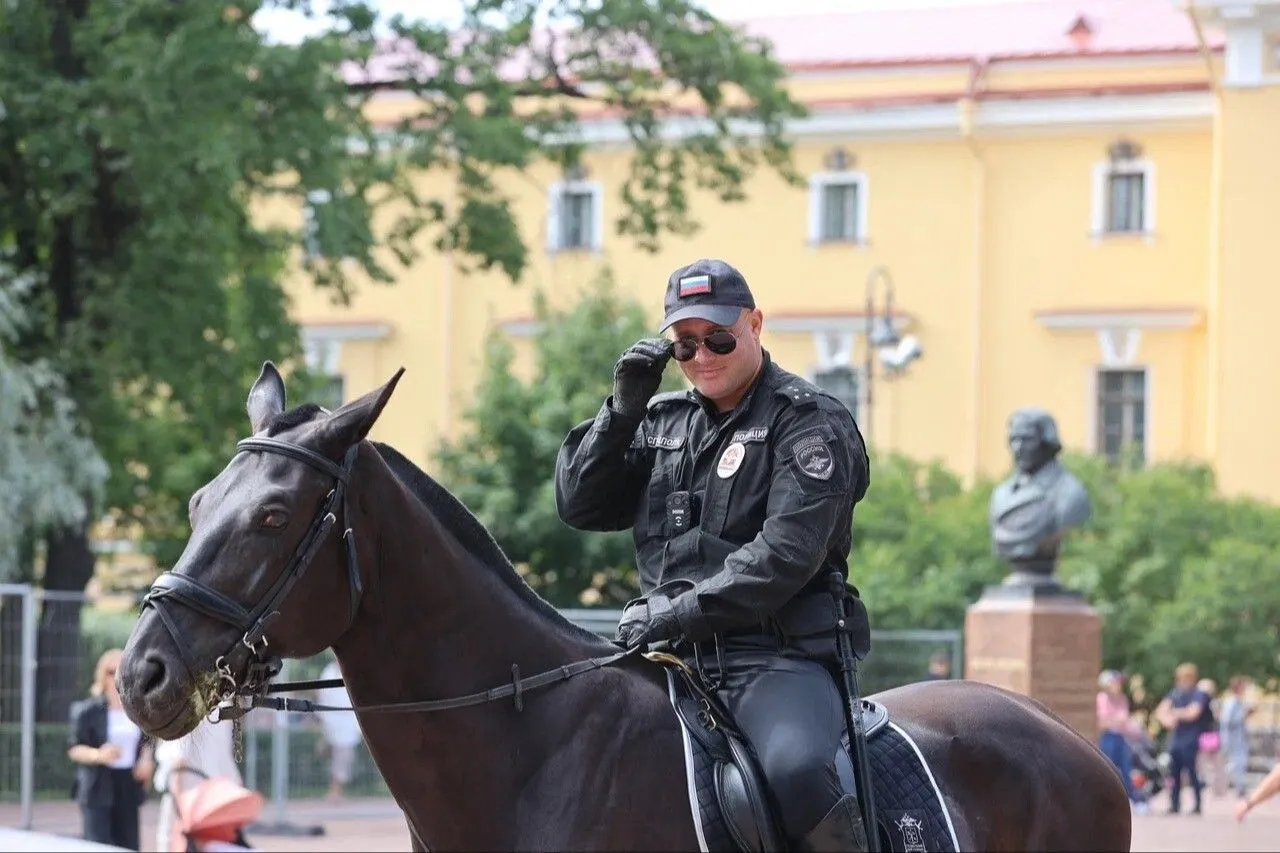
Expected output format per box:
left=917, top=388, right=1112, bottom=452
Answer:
left=791, top=433, right=835, bottom=481
left=730, top=426, right=769, bottom=444
left=646, top=434, right=686, bottom=451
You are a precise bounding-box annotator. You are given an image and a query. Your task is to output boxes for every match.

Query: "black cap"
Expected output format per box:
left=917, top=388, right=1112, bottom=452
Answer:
left=660, top=259, right=756, bottom=332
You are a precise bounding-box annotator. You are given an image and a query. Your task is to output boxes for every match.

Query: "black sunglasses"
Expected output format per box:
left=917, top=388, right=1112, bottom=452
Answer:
left=669, top=330, right=738, bottom=362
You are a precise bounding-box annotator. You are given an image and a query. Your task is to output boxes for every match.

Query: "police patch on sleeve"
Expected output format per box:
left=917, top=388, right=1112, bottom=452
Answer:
left=792, top=433, right=835, bottom=481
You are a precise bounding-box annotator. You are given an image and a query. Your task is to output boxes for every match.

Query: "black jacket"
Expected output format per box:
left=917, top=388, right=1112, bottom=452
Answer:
left=555, top=353, right=870, bottom=644
left=67, top=696, right=150, bottom=808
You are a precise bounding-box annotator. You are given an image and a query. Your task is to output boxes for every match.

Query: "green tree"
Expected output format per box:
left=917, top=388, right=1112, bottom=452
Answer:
left=851, top=450, right=1280, bottom=699
left=0, top=0, right=803, bottom=717
left=0, top=262, right=107, bottom=583
left=850, top=453, right=1003, bottom=630
left=435, top=269, right=684, bottom=607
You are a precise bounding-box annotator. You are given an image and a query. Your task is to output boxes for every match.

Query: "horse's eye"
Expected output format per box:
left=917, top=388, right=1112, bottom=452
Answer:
left=259, top=510, right=289, bottom=530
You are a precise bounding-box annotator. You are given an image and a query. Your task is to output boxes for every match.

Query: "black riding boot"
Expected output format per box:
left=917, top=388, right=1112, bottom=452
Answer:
left=795, top=794, right=869, bottom=853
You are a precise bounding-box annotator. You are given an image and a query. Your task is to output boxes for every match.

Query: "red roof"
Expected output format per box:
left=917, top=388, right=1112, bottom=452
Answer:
left=346, top=0, right=1224, bottom=88
left=734, top=0, right=1224, bottom=68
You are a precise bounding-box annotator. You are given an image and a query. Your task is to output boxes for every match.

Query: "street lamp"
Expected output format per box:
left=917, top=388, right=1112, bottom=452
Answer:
left=863, top=264, right=922, bottom=446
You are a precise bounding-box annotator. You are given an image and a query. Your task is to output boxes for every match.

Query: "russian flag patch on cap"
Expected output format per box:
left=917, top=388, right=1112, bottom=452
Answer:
left=678, top=273, right=712, bottom=297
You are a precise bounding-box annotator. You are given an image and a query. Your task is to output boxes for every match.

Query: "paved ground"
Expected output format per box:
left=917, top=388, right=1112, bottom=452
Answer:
left=4, top=788, right=1278, bottom=851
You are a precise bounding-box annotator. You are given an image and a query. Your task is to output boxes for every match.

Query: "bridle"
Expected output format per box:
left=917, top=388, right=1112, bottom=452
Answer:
left=141, top=434, right=641, bottom=724
left=142, top=436, right=363, bottom=719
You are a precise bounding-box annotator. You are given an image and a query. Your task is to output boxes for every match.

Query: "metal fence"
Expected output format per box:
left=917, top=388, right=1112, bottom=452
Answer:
left=1, top=590, right=962, bottom=831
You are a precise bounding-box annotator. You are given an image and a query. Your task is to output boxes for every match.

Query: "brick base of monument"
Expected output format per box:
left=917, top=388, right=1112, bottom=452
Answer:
left=964, top=585, right=1102, bottom=742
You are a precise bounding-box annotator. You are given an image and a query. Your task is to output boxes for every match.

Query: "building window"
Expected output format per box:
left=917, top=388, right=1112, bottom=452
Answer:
left=1105, top=171, right=1145, bottom=233
left=808, top=173, right=868, bottom=245
left=1091, top=160, right=1155, bottom=237
left=303, top=189, right=331, bottom=261
left=547, top=180, right=603, bottom=253
left=303, top=337, right=345, bottom=411
left=314, top=375, right=345, bottom=411
left=1095, top=368, right=1147, bottom=465
left=813, top=365, right=860, bottom=422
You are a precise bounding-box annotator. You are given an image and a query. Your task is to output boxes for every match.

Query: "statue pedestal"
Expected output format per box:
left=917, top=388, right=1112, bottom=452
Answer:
left=963, top=581, right=1101, bottom=742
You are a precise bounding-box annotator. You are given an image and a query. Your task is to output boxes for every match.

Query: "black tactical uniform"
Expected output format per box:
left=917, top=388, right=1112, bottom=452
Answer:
left=554, top=259, right=872, bottom=852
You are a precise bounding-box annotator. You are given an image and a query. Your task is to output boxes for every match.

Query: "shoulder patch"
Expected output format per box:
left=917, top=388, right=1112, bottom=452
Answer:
left=791, top=431, right=835, bottom=481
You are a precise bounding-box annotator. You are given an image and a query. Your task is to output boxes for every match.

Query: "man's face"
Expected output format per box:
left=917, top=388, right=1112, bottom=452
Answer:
left=669, top=308, right=764, bottom=411
left=1008, top=418, right=1048, bottom=474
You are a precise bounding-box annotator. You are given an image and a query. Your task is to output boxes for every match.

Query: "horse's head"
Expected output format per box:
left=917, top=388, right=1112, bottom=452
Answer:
left=117, top=361, right=403, bottom=739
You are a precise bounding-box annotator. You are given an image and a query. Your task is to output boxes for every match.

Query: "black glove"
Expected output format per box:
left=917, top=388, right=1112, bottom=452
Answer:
left=611, top=338, right=671, bottom=419
left=613, top=595, right=681, bottom=649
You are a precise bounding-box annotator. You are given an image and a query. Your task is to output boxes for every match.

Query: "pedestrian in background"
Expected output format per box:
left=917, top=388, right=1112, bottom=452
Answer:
left=316, top=658, right=363, bottom=802
left=1220, top=675, right=1255, bottom=799
left=66, top=648, right=154, bottom=850
left=1155, top=662, right=1211, bottom=816
left=1096, top=670, right=1146, bottom=812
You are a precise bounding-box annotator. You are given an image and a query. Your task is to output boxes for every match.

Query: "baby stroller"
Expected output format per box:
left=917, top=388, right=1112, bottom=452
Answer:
left=164, top=767, right=264, bottom=852
left=1128, top=732, right=1168, bottom=802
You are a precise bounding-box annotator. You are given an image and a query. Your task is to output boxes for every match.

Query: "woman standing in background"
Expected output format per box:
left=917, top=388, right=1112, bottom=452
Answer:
left=66, top=648, right=154, bottom=850
left=1096, top=670, right=1145, bottom=812
left=1220, top=675, right=1255, bottom=799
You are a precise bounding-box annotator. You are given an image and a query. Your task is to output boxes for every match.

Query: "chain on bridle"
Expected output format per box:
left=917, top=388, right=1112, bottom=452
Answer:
left=142, top=435, right=639, bottom=725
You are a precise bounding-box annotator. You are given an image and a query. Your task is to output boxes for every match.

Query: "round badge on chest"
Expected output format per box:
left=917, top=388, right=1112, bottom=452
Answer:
left=717, top=442, right=746, bottom=479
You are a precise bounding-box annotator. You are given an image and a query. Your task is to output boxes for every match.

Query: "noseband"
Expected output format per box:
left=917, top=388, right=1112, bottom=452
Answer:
left=142, top=436, right=363, bottom=717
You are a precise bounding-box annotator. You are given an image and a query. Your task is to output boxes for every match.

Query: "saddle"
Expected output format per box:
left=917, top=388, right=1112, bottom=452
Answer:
left=648, top=651, right=889, bottom=853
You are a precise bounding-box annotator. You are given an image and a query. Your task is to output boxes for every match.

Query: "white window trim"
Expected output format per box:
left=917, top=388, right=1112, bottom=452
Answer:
left=303, top=336, right=342, bottom=375
left=807, top=171, right=869, bottom=247
left=1090, top=158, right=1156, bottom=241
left=546, top=179, right=605, bottom=254
left=302, top=188, right=359, bottom=262
left=1088, top=364, right=1152, bottom=463
left=804, top=330, right=865, bottom=421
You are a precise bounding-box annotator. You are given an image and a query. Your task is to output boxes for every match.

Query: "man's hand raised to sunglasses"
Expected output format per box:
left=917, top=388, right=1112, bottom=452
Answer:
left=611, top=338, right=672, bottom=419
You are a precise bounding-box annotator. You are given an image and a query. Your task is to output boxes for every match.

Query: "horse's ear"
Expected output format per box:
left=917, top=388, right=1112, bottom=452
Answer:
left=247, top=361, right=287, bottom=434
left=317, top=367, right=406, bottom=454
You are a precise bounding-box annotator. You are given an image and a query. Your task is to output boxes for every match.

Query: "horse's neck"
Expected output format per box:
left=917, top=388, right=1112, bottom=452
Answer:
left=329, top=468, right=605, bottom=842
left=336, top=471, right=598, bottom=696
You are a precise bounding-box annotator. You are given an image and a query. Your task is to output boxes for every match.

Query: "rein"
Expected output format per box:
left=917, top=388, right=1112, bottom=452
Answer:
left=147, top=432, right=642, bottom=724
left=212, top=647, right=640, bottom=721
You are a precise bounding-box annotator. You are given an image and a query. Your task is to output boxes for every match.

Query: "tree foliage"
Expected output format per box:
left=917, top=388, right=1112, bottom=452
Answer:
left=0, top=261, right=107, bottom=582
left=0, top=0, right=804, bottom=582
left=435, top=268, right=684, bottom=607
left=856, top=451, right=1280, bottom=699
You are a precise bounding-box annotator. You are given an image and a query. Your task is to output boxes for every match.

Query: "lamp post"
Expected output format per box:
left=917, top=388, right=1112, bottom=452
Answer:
left=863, top=264, right=921, bottom=447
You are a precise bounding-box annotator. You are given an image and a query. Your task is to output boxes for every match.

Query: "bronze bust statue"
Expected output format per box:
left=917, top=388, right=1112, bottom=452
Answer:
left=988, top=407, right=1092, bottom=590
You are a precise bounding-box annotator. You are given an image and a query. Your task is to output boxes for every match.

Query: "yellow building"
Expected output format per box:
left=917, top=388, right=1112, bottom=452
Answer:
left=283, top=0, right=1280, bottom=503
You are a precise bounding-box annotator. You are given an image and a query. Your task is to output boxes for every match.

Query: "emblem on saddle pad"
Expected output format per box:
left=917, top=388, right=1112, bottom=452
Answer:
left=894, top=813, right=928, bottom=853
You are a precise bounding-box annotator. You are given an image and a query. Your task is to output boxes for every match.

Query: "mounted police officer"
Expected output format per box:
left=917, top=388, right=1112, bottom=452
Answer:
left=555, top=259, right=872, bottom=852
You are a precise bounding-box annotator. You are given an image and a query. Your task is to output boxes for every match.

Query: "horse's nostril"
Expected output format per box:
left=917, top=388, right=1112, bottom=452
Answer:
left=141, top=655, right=167, bottom=696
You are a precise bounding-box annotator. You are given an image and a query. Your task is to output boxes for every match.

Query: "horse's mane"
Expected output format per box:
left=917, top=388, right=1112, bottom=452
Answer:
left=369, top=440, right=611, bottom=650
left=265, top=403, right=326, bottom=436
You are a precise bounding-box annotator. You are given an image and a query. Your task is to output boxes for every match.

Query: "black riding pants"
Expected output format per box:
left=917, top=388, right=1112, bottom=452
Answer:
left=688, top=634, right=848, bottom=840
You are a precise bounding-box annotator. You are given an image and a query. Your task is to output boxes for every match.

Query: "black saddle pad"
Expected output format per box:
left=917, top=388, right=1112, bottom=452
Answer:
left=665, top=671, right=959, bottom=853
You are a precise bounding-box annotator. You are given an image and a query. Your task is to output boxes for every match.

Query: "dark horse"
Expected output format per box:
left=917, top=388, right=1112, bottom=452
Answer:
left=117, top=365, right=1131, bottom=852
